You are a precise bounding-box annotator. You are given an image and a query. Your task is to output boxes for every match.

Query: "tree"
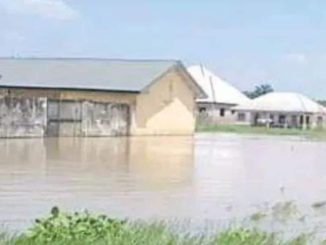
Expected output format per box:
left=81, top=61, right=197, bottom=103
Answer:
left=243, top=84, right=274, bottom=99
left=317, top=100, right=326, bottom=107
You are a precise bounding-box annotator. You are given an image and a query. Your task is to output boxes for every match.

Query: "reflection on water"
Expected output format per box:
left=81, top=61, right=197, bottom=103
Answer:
left=0, top=134, right=326, bottom=230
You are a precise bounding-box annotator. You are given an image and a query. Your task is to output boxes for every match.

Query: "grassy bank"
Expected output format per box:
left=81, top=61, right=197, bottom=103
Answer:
left=0, top=228, right=317, bottom=245
left=1, top=207, right=325, bottom=245
left=196, top=124, right=326, bottom=140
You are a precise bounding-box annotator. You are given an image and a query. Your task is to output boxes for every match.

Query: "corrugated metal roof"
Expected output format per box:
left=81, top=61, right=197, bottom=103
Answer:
left=0, top=58, right=180, bottom=93
left=187, top=65, right=250, bottom=105
left=235, top=92, right=326, bottom=114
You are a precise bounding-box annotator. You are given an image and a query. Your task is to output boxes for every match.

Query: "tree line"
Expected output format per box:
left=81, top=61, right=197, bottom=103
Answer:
left=243, top=84, right=274, bottom=99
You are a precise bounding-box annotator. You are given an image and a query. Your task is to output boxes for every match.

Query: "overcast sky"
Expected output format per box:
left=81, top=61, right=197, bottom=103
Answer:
left=1, top=0, right=326, bottom=99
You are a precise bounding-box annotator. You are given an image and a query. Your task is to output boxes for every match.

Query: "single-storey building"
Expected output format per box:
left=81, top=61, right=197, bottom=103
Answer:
left=187, top=65, right=251, bottom=125
left=0, top=58, right=206, bottom=138
left=235, top=92, right=326, bottom=129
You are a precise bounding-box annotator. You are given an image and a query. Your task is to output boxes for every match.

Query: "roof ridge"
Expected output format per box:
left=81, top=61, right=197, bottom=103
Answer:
left=189, top=64, right=246, bottom=94
left=295, top=93, right=309, bottom=113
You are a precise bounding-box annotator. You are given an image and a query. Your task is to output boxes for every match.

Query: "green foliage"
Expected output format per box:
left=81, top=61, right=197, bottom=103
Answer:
left=196, top=124, right=326, bottom=140
left=23, top=206, right=126, bottom=244
left=244, top=84, right=274, bottom=99
left=286, top=234, right=312, bottom=245
left=213, top=228, right=278, bottom=245
left=0, top=206, right=325, bottom=245
left=317, top=100, right=326, bottom=107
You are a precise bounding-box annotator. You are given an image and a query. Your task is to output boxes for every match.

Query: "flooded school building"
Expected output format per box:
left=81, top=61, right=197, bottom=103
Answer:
left=0, top=58, right=205, bottom=138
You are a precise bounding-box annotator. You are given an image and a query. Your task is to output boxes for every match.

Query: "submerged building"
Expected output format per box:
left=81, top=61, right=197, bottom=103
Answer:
left=187, top=65, right=250, bottom=125
left=0, top=58, right=205, bottom=138
left=235, top=92, right=326, bottom=129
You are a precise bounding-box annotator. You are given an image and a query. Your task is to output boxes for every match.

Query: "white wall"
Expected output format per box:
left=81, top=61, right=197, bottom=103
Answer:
left=196, top=103, right=250, bottom=125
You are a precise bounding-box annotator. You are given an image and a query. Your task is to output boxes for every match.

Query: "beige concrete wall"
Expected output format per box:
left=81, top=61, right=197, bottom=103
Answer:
left=132, top=69, right=196, bottom=135
left=60, top=90, right=137, bottom=104
left=0, top=88, right=137, bottom=105
left=0, top=88, right=61, bottom=99
left=0, top=88, right=136, bottom=138
left=1, top=71, right=198, bottom=136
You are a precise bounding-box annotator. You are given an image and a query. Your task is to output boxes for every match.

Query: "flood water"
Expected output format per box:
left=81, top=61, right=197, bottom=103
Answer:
left=1, top=134, right=326, bottom=231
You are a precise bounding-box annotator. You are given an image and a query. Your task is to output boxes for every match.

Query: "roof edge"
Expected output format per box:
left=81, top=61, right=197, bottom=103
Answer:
left=139, top=61, right=207, bottom=99
left=177, top=62, right=207, bottom=99
left=0, top=85, right=141, bottom=94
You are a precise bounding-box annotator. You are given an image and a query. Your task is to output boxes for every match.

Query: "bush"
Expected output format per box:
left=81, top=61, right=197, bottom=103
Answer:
left=23, top=207, right=126, bottom=244
left=0, top=207, right=322, bottom=245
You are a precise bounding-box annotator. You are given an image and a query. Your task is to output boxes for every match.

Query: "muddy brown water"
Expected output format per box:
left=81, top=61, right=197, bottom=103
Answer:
left=1, top=133, right=326, bottom=231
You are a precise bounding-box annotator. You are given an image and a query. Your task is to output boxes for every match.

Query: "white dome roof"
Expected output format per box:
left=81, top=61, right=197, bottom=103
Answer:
left=187, top=65, right=250, bottom=105
left=236, top=92, right=326, bottom=114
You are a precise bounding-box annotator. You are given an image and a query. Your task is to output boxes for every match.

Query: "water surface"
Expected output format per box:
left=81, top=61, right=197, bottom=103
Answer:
left=1, top=134, right=326, bottom=231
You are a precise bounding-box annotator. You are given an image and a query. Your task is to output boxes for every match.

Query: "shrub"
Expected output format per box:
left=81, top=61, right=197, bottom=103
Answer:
left=24, top=206, right=126, bottom=244
left=0, top=207, right=322, bottom=245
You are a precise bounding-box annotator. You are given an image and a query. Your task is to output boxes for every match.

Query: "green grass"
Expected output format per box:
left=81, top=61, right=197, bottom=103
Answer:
left=196, top=124, right=326, bottom=140
left=0, top=226, right=321, bottom=245
left=0, top=207, right=325, bottom=245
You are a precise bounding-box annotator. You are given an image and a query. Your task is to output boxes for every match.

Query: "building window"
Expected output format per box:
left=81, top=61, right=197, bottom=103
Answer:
left=238, top=113, right=246, bottom=122
left=199, top=107, right=206, bottom=113
left=279, top=115, right=286, bottom=124
left=220, top=108, right=225, bottom=117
